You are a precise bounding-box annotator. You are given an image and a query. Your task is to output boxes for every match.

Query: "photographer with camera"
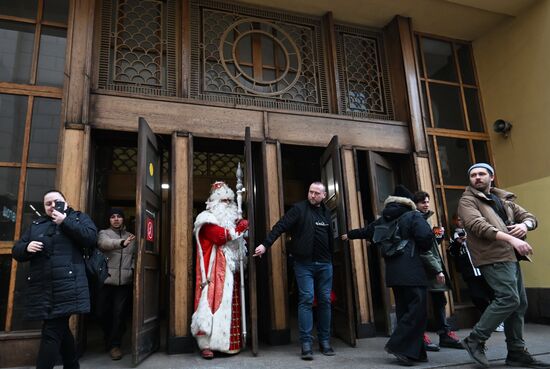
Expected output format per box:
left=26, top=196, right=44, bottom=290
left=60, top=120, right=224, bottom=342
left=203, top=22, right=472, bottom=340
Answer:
left=448, top=215, right=493, bottom=315
left=12, top=190, right=97, bottom=369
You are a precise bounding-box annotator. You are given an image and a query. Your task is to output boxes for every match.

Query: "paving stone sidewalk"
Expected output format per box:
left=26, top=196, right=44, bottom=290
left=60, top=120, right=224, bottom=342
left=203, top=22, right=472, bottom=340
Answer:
left=9, top=323, right=550, bottom=369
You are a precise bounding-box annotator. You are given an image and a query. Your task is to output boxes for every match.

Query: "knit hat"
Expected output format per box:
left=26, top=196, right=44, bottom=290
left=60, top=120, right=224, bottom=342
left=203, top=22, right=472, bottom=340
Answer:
left=393, top=185, right=414, bottom=200
left=108, top=207, right=125, bottom=219
left=467, top=163, right=494, bottom=176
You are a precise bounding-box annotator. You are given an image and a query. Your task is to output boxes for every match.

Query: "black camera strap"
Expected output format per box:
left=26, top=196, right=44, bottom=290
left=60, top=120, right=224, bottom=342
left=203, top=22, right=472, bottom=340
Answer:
left=488, top=193, right=510, bottom=225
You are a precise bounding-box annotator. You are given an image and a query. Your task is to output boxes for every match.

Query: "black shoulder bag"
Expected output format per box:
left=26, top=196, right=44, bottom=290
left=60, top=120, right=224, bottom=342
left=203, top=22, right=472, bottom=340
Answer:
left=84, top=246, right=108, bottom=287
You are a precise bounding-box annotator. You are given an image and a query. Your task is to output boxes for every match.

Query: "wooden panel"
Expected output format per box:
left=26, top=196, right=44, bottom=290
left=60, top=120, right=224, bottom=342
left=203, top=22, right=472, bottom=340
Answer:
left=0, top=82, right=62, bottom=98
left=262, top=142, right=288, bottom=330
left=322, top=12, right=341, bottom=114
left=384, top=16, right=427, bottom=155
left=58, top=127, right=88, bottom=211
left=320, top=136, right=356, bottom=346
left=266, top=112, right=411, bottom=152
left=132, top=117, right=162, bottom=365
left=414, top=155, right=435, bottom=221
left=64, top=0, right=96, bottom=125
left=90, top=94, right=265, bottom=139
left=89, top=94, right=412, bottom=153
left=341, top=148, right=373, bottom=326
left=170, top=133, right=193, bottom=337
left=0, top=332, right=41, bottom=367
left=414, top=155, right=454, bottom=315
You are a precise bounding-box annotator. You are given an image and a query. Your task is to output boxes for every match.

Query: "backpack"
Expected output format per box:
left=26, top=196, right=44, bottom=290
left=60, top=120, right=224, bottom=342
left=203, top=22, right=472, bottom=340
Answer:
left=83, top=246, right=108, bottom=288
left=372, top=211, right=413, bottom=258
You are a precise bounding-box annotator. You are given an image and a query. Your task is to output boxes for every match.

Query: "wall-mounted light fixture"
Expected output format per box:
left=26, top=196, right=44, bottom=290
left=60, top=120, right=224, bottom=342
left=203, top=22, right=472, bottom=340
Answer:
left=493, top=119, right=512, bottom=138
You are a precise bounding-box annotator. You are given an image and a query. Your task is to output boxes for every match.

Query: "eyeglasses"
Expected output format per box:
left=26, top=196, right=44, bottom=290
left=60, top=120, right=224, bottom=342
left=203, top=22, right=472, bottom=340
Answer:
left=220, top=199, right=232, bottom=203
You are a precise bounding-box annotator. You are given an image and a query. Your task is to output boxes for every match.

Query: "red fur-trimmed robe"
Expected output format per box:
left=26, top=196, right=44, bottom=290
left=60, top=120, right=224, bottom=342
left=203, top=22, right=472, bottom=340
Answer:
left=191, top=211, right=245, bottom=354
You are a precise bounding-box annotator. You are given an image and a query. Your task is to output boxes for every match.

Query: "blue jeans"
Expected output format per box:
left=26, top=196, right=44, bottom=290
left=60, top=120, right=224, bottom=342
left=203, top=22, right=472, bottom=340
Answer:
left=293, top=260, right=333, bottom=344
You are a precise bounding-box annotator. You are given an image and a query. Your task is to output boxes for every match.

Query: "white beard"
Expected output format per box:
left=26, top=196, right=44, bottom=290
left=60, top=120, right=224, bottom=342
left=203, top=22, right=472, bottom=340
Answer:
left=209, top=202, right=239, bottom=228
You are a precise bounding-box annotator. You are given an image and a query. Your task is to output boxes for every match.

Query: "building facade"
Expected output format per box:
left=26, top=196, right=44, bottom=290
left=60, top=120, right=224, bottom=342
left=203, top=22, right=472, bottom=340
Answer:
left=0, top=0, right=548, bottom=366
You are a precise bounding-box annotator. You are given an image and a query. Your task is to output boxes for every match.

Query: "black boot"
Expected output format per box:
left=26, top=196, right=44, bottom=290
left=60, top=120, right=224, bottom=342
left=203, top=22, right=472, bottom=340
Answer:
left=301, top=342, right=313, bottom=360
left=319, top=341, right=335, bottom=356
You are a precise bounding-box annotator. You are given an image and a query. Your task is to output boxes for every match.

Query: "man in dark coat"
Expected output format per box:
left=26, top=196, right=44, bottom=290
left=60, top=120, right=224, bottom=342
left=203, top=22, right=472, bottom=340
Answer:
left=254, top=182, right=335, bottom=361
left=12, top=189, right=97, bottom=369
left=341, top=185, right=434, bottom=366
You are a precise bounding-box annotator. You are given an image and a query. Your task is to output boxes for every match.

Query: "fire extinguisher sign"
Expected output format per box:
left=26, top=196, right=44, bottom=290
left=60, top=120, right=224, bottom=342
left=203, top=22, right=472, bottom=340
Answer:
left=146, top=217, right=154, bottom=242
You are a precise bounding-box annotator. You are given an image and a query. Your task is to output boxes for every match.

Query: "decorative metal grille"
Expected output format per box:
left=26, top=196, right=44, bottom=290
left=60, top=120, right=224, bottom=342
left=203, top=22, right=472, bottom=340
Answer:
left=98, top=0, right=177, bottom=96
left=335, top=24, right=393, bottom=120
left=190, top=0, right=328, bottom=113
left=112, top=147, right=137, bottom=172
left=193, top=152, right=244, bottom=178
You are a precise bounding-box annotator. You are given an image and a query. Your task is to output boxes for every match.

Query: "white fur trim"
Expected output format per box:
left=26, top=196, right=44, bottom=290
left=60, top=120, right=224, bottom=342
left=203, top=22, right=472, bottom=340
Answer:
left=384, top=195, right=417, bottom=210
left=192, top=262, right=236, bottom=352
left=194, top=211, right=222, bottom=233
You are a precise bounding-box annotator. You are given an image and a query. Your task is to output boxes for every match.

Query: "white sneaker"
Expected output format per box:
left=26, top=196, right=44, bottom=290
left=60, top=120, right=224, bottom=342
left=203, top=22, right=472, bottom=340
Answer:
left=494, top=322, right=504, bottom=332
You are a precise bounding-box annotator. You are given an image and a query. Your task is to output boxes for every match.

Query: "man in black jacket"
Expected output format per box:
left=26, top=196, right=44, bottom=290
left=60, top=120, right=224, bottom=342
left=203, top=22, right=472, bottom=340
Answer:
left=254, top=182, right=335, bottom=361
left=12, top=189, right=97, bottom=369
left=341, top=185, right=434, bottom=366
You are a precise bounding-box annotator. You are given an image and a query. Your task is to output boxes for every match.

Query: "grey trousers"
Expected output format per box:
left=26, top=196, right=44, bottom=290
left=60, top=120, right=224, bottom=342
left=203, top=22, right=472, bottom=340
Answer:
left=470, top=261, right=527, bottom=352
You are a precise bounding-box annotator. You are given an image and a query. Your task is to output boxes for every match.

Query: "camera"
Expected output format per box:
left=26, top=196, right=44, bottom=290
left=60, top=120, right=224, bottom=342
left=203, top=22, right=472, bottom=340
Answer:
left=453, top=228, right=466, bottom=241
left=54, top=200, right=66, bottom=213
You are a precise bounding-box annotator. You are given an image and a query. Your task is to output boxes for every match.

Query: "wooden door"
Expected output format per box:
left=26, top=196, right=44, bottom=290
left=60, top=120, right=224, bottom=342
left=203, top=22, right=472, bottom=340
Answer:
left=244, top=127, right=258, bottom=355
left=367, top=151, right=397, bottom=335
left=132, top=117, right=162, bottom=365
left=320, top=136, right=356, bottom=346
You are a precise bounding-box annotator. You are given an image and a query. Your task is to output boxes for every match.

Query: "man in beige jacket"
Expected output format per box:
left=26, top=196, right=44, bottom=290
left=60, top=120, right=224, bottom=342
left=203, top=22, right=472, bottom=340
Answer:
left=97, top=208, right=136, bottom=360
left=458, top=163, right=548, bottom=368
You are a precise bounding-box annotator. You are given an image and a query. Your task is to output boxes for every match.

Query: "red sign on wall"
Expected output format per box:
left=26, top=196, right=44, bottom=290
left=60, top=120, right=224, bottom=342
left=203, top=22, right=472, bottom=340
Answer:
left=146, top=217, right=154, bottom=242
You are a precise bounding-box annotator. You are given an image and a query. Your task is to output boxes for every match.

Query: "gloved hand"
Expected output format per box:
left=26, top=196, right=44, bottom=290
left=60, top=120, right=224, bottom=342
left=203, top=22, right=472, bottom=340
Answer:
left=236, top=219, right=249, bottom=233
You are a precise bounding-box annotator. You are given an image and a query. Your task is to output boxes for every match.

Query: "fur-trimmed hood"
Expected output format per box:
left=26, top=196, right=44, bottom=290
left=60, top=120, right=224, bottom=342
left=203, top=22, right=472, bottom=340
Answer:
left=383, top=195, right=416, bottom=210
left=382, top=195, right=417, bottom=221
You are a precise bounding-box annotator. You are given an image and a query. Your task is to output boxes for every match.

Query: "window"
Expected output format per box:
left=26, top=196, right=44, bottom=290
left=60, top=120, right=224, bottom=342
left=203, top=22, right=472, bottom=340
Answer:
left=335, top=24, right=393, bottom=120
left=0, top=1, right=68, bottom=87
left=190, top=0, right=328, bottom=113
left=416, top=34, right=493, bottom=306
left=0, top=0, right=68, bottom=333
left=97, top=0, right=177, bottom=97
left=416, top=35, right=491, bottom=227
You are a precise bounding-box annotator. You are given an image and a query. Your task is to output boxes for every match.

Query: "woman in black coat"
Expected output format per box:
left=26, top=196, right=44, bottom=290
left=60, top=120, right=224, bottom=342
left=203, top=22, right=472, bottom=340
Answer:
left=12, top=190, right=97, bottom=369
left=342, top=188, right=434, bottom=366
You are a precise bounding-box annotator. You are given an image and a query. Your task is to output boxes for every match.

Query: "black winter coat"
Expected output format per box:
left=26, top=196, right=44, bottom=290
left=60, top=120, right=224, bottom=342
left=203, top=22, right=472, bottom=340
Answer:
left=263, top=200, right=333, bottom=261
left=347, top=196, right=434, bottom=287
left=12, top=208, right=97, bottom=320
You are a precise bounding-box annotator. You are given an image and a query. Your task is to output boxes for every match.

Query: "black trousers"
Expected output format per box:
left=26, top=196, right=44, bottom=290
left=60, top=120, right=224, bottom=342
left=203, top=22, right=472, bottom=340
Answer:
left=430, top=291, right=450, bottom=335
left=464, top=275, right=493, bottom=314
left=36, top=315, right=79, bottom=369
left=98, top=284, right=132, bottom=349
left=387, top=286, right=427, bottom=360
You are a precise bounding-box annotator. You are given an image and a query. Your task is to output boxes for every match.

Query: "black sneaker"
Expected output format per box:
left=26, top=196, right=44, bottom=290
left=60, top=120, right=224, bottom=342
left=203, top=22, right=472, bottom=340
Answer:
left=506, top=349, right=550, bottom=368
left=319, top=341, right=335, bottom=356
left=440, top=331, right=464, bottom=349
left=462, top=336, right=489, bottom=368
left=301, top=342, right=313, bottom=361
left=385, top=345, right=414, bottom=366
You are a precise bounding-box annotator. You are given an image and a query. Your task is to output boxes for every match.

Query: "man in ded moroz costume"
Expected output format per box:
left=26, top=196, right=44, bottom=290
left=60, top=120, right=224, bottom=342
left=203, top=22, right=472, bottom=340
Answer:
left=191, top=181, right=249, bottom=359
